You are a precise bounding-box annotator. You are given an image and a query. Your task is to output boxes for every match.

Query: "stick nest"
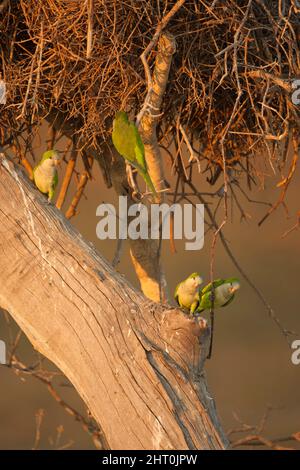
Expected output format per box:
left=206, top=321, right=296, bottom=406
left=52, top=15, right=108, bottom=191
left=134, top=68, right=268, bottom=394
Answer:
left=1, top=0, right=300, bottom=185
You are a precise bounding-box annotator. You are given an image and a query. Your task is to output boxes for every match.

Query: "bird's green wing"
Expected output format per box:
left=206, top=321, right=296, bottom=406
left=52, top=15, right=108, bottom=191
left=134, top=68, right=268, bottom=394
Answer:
left=48, top=171, right=58, bottom=201
left=196, top=290, right=210, bottom=312
left=132, top=127, right=157, bottom=195
left=190, top=296, right=200, bottom=315
left=53, top=171, right=58, bottom=191
left=201, top=279, right=224, bottom=294
left=132, top=124, right=146, bottom=170
left=140, top=169, right=157, bottom=195
left=112, top=118, right=135, bottom=163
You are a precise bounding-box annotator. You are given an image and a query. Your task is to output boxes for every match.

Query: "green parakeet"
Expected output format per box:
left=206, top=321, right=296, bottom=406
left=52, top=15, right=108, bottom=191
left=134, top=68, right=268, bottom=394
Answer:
left=197, top=277, right=240, bottom=313
left=112, top=111, right=157, bottom=195
left=174, top=272, right=203, bottom=315
left=33, top=150, right=59, bottom=202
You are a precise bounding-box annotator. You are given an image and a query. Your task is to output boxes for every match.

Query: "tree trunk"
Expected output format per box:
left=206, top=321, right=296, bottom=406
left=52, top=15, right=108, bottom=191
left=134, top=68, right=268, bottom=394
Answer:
left=0, top=154, right=228, bottom=450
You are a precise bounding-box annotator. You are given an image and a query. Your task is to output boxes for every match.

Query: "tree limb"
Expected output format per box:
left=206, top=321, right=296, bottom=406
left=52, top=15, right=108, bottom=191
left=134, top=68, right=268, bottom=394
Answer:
left=0, top=155, right=227, bottom=450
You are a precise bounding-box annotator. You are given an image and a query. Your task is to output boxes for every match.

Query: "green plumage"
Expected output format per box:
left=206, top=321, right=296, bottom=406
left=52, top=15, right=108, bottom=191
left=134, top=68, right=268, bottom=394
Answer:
left=174, top=272, right=203, bottom=315
left=112, top=111, right=157, bottom=195
left=33, top=150, right=59, bottom=202
left=197, top=277, right=240, bottom=313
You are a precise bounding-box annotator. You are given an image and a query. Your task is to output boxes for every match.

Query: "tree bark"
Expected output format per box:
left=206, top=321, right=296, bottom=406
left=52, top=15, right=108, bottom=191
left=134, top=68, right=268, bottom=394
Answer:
left=0, top=155, right=228, bottom=450
left=130, top=32, right=177, bottom=303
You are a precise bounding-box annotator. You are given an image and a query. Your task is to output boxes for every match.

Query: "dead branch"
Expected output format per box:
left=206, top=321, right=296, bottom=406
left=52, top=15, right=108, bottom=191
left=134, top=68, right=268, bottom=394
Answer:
left=0, top=155, right=227, bottom=450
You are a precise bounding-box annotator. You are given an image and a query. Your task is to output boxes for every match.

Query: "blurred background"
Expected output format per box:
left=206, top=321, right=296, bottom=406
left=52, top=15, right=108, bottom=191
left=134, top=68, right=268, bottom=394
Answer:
left=0, top=141, right=299, bottom=449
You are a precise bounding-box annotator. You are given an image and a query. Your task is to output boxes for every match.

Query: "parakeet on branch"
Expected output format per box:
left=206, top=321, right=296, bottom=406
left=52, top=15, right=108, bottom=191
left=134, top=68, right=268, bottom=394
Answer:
left=112, top=111, right=157, bottom=195
left=174, top=272, right=203, bottom=315
left=197, top=277, right=240, bottom=313
left=33, top=149, right=59, bottom=202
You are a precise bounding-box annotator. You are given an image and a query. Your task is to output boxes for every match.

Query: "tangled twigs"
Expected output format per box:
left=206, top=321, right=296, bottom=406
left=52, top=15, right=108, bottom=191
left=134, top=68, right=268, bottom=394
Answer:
left=244, top=71, right=292, bottom=93
left=1, top=0, right=299, bottom=192
left=0, top=0, right=8, bottom=13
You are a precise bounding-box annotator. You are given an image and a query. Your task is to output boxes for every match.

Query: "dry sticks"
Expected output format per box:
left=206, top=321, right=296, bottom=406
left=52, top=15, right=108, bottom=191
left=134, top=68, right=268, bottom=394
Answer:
left=2, top=1, right=300, bottom=198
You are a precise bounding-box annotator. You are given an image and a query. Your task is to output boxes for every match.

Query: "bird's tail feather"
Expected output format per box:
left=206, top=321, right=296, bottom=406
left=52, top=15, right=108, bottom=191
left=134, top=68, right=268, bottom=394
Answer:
left=141, top=171, right=157, bottom=196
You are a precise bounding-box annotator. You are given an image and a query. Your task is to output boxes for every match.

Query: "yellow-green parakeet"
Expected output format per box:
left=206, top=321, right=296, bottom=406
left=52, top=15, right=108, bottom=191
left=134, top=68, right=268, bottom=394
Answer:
left=112, top=111, right=157, bottom=195
left=174, top=272, right=203, bottom=315
left=33, top=150, right=59, bottom=202
left=197, top=278, right=240, bottom=313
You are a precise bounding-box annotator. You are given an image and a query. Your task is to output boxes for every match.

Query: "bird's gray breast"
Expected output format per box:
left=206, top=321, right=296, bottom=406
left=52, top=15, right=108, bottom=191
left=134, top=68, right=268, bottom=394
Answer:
left=34, top=161, right=56, bottom=192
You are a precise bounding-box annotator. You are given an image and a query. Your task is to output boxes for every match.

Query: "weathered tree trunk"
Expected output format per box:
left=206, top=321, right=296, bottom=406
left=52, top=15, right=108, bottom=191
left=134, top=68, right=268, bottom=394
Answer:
left=0, top=155, right=228, bottom=450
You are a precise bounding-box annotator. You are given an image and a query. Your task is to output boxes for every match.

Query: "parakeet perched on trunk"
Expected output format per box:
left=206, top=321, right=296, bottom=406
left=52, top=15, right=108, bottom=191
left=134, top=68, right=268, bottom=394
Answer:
left=197, top=277, right=240, bottom=313
left=33, top=150, right=59, bottom=202
left=174, top=272, right=203, bottom=315
left=112, top=111, right=157, bottom=195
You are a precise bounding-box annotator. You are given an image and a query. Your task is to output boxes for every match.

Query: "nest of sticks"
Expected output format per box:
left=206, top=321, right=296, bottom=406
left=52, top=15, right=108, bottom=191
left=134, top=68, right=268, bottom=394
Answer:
left=1, top=0, right=300, bottom=204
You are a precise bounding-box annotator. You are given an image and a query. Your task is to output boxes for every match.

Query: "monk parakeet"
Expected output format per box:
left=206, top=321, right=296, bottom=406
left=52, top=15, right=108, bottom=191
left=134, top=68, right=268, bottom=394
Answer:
left=174, top=272, right=203, bottom=315
left=33, top=150, right=59, bottom=202
left=112, top=111, right=157, bottom=195
left=197, top=277, right=240, bottom=313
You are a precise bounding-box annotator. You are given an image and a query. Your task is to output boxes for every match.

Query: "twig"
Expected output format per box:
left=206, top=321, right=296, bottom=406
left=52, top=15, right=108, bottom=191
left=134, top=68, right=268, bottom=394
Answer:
left=86, top=0, right=94, bottom=59
left=231, top=433, right=295, bottom=450
left=258, top=133, right=298, bottom=226
left=65, top=172, right=89, bottom=219
left=179, top=123, right=201, bottom=172
left=56, top=143, right=78, bottom=210
left=281, top=211, right=300, bottom=239
left=32, top=409, right=45, bottom=450
left=11, top=143, right=33, bottom=180
left=208, top=219, right=226, bottom=359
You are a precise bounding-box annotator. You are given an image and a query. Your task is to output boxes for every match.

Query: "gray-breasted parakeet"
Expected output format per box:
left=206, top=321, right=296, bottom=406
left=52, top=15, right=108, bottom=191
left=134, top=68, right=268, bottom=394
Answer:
left=112, top=111, right=157, bottom=195
left=33, top=149, right=59, bottom=202
left=197, top=277, right=240, bottom=313
left=174, top=272, right=203, bottom=315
